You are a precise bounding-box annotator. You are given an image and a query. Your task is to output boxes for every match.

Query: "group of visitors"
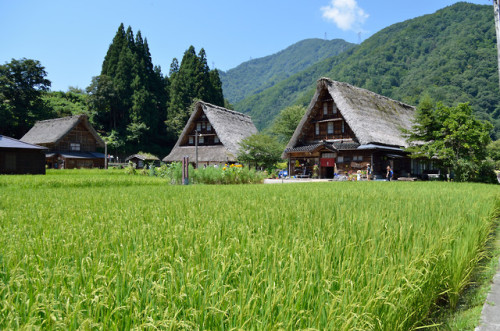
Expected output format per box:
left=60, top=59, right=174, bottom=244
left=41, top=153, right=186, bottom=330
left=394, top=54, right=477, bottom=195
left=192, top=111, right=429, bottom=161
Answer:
left=366, top=164, right=393, bottom=181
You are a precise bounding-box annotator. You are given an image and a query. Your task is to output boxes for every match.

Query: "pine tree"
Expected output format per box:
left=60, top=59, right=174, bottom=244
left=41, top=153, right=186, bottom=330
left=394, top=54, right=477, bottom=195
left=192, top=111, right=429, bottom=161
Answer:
left=208, top=69, right=224, bottom=106
left=88, top=24, right=169, bottom=154
left=166, top=46, right=225, bottom=136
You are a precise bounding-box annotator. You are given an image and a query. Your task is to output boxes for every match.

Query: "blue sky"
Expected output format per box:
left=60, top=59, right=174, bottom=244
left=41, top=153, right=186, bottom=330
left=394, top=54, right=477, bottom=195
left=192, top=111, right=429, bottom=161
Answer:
left=0, top=0, right=492, bottom=91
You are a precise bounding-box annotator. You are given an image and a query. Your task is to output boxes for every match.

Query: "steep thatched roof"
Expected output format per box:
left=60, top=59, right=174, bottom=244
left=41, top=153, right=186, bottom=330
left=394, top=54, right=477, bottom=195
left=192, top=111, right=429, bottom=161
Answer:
left=164, top=101, right=258, bottom=162
left=21, top=115, right=105, bottom=148
left=284, top=78, right=415, bottom=156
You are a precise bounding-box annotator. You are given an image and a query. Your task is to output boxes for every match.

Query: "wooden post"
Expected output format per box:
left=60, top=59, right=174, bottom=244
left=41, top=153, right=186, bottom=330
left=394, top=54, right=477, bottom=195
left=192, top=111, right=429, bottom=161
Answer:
left=182, top=156, right=189, bottom=185
left=195, top=130, right=198, bottom=169
left=104, top=142, right=108, bottom=169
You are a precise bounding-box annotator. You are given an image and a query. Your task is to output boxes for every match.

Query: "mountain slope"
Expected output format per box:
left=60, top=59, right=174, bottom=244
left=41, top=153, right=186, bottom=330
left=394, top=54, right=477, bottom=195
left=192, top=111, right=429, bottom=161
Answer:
left=235, top=2, right=500, bottom=137
left=219, top=38, right=355, bottom=104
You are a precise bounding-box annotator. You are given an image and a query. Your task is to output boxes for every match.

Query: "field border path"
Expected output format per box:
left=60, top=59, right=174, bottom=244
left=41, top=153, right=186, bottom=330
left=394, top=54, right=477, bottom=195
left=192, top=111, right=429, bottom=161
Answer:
left=475, top=257, right=500, bottom=331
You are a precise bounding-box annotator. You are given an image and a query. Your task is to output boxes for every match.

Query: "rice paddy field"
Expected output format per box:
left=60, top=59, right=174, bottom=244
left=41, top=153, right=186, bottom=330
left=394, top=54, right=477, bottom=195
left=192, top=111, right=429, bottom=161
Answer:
left=0, top=169, right=499, bottom=330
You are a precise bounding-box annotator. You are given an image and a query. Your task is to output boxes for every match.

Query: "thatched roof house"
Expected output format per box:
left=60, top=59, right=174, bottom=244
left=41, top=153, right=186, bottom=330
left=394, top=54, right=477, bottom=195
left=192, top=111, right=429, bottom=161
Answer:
left=163, top=101, right=258, bottom=165
left=283, top=78, right=416, bottom=179
left=0, top=135, right=47, bottom=174
left=125, top=153, right=160, bottom=168
left=21, top=114, right=105, bottom=169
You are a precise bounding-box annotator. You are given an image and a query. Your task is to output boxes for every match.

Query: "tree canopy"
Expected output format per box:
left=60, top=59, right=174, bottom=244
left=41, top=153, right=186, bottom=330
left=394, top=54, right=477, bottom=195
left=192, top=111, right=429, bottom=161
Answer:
left=405, top=99, right=495, bottom=182
left=270, top=105, right=306, bottom=143
left=0, top=58, right=52, bottom=138
left=237, top=133, right=283, bottom=170
left=166, top=46, right=224, bottom=136
left=86, top=24, right=169, bottom=155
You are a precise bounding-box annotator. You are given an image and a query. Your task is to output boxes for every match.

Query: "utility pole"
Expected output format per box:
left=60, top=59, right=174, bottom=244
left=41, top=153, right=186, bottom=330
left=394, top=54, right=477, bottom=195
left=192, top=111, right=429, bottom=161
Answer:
left=494, top=0, right=500, bottom=88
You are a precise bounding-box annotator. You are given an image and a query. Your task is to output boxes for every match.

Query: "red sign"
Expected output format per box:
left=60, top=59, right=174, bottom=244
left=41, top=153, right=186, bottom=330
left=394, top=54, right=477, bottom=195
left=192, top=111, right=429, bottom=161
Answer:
left=320, top=158, right=335, bottom=167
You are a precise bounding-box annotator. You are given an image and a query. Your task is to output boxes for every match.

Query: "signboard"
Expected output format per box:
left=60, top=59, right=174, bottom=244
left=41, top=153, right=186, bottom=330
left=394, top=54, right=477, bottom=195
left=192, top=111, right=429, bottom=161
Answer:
left=320, top=158, right=335, bottom=167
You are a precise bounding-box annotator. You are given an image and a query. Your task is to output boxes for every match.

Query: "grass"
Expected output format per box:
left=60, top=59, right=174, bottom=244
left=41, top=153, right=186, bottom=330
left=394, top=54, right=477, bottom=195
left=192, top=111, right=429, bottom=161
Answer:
left=0, top=170, right=498, bottom=329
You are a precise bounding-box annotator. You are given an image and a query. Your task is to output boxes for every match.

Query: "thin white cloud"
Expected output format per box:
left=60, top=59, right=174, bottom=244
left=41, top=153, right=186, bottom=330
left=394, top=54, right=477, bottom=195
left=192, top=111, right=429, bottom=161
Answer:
left=321, top=0, right=369, bottom=32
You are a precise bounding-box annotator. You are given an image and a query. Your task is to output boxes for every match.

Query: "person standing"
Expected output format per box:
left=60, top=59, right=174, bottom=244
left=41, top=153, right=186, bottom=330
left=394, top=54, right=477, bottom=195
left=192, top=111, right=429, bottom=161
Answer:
left=386, top=165, right=393, bottom=181
left=367, top=163, right=372, bottom=181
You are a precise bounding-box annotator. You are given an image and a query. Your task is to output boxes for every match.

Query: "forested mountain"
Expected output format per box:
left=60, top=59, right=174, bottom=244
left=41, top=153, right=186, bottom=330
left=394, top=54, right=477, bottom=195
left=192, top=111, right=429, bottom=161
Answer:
left=219, top=38, right=355, bottom=104
left=235, top=2, right=500, bottom=138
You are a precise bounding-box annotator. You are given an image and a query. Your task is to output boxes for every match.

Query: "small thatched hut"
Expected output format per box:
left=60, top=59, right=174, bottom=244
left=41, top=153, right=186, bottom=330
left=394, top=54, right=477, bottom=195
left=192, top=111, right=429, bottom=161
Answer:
left=0, top=135, right=47, bottom=174
left=283, top=78, right=418, bottom=179
left=21, top=114, right=105, bottom=169
left=163, top=101, right=258, bottom=167
left=125, top=153, right=160, bottom=169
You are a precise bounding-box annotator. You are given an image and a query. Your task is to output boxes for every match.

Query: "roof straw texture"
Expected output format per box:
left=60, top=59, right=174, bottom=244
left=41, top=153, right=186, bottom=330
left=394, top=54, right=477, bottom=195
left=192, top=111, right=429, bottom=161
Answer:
left=164, top=101, right=258, bottom=162
left=20, top=115, right=105, bottom=147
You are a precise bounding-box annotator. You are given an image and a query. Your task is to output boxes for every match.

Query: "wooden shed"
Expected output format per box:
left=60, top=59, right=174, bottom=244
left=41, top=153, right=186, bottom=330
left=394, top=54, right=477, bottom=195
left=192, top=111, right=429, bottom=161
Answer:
left=163, top=101, right=258, bottom=167
left=0, top=135, right=47, bottom=174
left=125, top=153, right=160, bottom=169
left=21, top=114, right=105, bottom=169
left=283, top=78, right=417, bottom=179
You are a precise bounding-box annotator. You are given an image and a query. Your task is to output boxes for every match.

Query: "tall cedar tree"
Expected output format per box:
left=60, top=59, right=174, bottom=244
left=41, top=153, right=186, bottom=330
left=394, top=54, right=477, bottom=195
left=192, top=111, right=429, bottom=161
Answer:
left=166, top=46, right=224, bottom=136
left=88, top=24, right=169, bottom=154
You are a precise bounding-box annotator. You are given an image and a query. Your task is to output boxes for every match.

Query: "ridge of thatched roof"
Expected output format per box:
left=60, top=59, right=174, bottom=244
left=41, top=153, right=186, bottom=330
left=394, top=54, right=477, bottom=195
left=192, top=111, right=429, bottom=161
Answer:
left=164, top=101, right=258, bottom=162
left=20, top=114, right=105, bottom=148
left=284, top=78, right=415, bottom=157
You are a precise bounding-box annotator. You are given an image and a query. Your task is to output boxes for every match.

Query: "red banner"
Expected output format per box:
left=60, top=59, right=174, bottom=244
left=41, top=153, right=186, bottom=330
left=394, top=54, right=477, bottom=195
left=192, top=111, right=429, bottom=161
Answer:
left=320, top=158, right=335, bottom=167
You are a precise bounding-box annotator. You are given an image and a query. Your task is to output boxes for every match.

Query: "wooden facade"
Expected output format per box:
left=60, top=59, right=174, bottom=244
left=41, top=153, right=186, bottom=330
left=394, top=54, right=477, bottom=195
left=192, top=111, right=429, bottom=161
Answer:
left=181, top=113, right=223, bottom=148
left=21, top=115, right=105, bottom=169
left=284, top=78, right=417, bottom=179
left=164, top=101, right=258, bottom=167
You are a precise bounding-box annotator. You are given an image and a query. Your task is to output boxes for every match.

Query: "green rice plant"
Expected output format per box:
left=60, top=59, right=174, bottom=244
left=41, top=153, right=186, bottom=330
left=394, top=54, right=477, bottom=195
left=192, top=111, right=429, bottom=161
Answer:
left=0, top=173, right=498, bottom=330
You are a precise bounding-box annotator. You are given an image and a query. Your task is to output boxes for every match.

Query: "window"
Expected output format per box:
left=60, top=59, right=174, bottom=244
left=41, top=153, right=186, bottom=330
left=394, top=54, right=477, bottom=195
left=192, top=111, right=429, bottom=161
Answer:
left=337, top=156, right=344, bottom=163
left=315, top=123, right=320, bottom=135
left=70, top=143, right=80, bottom=151
left=214, top=136, right=219, bottom=143
left=189, top=136, right=194, bottom=144
left=323, top=102, right=328, bottom=115
left=199, top=136, right=204, bottom=144
left=341, top=120, right=345, bottom=133
left=353, top=155, right=363, bottom=161
left=201, top=122, right=206, bottom=129
left=207, top=123, right=212, bottom=131
left=333, top=104, right=338, bottom=114
left=196, top=123, right=201, bottom=131
left=322, top=152, right=335, bottom=158
left=327, top=122, right=334, bottom=134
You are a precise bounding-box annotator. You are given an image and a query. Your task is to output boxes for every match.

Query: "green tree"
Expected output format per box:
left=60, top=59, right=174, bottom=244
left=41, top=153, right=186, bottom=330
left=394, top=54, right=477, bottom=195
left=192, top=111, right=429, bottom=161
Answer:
left=237, top=133, right=284, bottom=170
left=270, top=105, right=306, bottom=143
left=487, top=139, right=500, bottom=170
left=0, top=58, right=52, bottom=138
left=406, top=100, right=494, bottom=182
left=88, top=24, right=169, bottom=154
left=166, top=46, right=224, bottom=136
left=43, top=89, right=89, bottom=118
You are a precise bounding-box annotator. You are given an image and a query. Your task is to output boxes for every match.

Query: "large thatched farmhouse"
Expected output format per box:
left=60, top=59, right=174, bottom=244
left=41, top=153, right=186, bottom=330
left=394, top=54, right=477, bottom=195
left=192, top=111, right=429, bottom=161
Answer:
left=0, top=135, right=47, bottom=174
left=283, top=78, right=418, bottom=179
left=164, top=101, right=258, bottom=167
left=21, top=114, right=105, bottom=169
